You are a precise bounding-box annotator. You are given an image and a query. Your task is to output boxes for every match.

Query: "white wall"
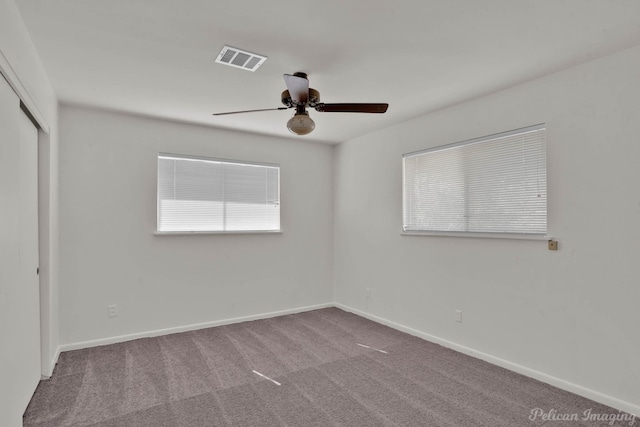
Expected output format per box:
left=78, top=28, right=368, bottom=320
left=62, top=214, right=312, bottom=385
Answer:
left=58, top=106, right=334, bottom=345
left=0, top=0, right=59, bottom=376
left=334, top=45, right=640, bottom=414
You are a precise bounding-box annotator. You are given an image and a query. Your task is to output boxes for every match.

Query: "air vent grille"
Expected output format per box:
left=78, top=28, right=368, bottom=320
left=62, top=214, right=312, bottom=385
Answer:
left=215, top=46, right=267, bottom=72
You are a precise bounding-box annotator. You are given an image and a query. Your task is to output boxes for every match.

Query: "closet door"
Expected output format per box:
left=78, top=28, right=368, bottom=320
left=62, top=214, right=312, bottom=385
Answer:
left=19, top=97, right=41, bottom=397
left=0, top=74, right=41, bottom=425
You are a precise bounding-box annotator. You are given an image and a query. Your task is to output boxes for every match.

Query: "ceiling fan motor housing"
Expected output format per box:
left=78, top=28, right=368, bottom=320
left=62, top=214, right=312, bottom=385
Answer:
left=281, top=88, right=320, bottom=108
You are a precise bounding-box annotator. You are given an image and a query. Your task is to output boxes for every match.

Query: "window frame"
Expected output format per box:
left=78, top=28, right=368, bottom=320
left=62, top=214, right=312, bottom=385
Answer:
left=155, top=153, right=282, bottom=235
left=401, top=124, right=548, bottom=240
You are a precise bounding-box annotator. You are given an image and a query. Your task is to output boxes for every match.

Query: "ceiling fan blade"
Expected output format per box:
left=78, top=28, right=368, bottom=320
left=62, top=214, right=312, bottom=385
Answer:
left=213, top=107, right=289, bottom=116
left=283, top=74, right=309, bottom=104
left=314, top=103, right=388, bottom=113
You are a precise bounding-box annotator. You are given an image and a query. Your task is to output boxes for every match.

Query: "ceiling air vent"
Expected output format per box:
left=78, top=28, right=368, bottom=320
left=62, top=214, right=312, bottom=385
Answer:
left=215, top=46, right=267, bottom=72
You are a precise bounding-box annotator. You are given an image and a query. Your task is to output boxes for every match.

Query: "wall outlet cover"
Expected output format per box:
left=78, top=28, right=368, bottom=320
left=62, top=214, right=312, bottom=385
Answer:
left=108, top=305, right=118, bottom=317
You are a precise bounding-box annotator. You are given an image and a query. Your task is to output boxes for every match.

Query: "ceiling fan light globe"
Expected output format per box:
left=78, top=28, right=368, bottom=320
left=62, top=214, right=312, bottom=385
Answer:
left=287, top=113, right=315, bottom=135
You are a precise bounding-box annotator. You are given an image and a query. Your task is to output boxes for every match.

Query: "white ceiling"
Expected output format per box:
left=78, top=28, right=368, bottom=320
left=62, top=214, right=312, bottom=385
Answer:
left=16, top=0, right=640, bottom=144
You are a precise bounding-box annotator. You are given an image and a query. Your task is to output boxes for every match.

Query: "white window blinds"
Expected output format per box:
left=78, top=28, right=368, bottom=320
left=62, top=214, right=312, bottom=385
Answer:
left=403, top=124, right=546, bottom=235
left=157, top=154, right=280, bottom=232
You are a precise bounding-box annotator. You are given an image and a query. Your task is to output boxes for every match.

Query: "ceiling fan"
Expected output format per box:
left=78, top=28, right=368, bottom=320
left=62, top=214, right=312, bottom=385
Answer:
left=213, top=72, right=389, bottom=135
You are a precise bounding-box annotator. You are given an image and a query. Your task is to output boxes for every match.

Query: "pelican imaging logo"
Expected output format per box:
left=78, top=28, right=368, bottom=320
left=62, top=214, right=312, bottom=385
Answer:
left=529, top=408, right=636, bottom=425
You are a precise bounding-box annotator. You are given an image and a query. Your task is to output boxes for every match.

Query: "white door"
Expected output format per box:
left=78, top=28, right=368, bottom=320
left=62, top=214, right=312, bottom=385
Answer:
left=19, top=99, right=42, bottom=394
left=0, top=74, right=41, bottom=426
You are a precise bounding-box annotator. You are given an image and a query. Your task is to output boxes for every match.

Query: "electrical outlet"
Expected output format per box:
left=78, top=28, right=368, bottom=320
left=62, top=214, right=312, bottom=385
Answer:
left=455, top=309, right=462, bottom=323
left=108, top=305, right=118, bottom=318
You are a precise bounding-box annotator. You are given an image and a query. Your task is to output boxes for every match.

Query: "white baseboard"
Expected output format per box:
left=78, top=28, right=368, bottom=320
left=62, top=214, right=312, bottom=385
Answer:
left=58, top=302, right=333, bottom=353
left=335, top=303, right=640, bottom=417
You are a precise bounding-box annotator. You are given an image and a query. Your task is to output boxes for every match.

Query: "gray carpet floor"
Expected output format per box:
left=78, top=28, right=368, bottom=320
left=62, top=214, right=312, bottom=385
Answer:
left=23, top=308, right=635, bottom=426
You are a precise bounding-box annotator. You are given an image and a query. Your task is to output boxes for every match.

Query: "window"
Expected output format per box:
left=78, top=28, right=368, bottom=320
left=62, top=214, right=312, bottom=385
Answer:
left=402, top=124, right=546, bottom=236
left=157, top=154, right=280, bottom=232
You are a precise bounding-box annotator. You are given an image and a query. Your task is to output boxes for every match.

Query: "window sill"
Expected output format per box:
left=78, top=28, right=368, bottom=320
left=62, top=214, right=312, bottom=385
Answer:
left=154, top=230, right=283, bottom=236
left=401, top=230, right=548, bottom=241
